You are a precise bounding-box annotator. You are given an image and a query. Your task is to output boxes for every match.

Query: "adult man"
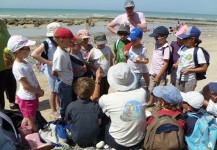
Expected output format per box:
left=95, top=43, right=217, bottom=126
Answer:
left=99, top=63, right=147, bottom=149
left=107, top=0, right=147, bottom=34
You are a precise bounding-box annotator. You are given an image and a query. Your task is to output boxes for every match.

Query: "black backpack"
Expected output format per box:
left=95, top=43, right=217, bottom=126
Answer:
left=41, top=37, right=58, bottom=61
left=193, top=47, right=210, bottom=80
left=162, top=45, right=174, bottom=75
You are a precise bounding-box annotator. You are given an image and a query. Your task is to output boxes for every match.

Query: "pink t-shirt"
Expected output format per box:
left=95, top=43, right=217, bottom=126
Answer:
left=112, top=12, right=146, bottom=31
left=150, top=43, right=170, bottom=76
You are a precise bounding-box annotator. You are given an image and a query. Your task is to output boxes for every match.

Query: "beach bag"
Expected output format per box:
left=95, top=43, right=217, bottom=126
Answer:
left=185, top=113, right=217, bottom=150
left=3, top=47, right=14, bottom=69
left=0, top=111, right=20, bottom=150
left=144, top=111, right=185, bottom=150
left=193, top=46, right=210, bottom=80
left=162, top=45, right=174, bottom=75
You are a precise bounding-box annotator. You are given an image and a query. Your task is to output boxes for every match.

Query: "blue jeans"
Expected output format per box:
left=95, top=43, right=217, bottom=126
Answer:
left=135, top=73, right=142, bottom=89
left=57, top=80, right=73, bottom=119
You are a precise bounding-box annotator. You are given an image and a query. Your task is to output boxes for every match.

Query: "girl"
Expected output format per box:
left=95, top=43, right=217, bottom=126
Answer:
left=32, top=22, right=61, bottom=118
left=7, top=35, right=44, bottom=132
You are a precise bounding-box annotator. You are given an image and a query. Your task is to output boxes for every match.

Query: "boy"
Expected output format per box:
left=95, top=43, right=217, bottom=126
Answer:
left=65, top=77, right=103, bottom=147
left=52, top=27, right=77, bottom=119
left=113, top=24, right=130, bottom=64
left=88, top=32, right=113, bottom=96
left=147, top=26, right=170, bottom=107
left=124, top=27, right=149, bottom=88
left=181, top=91, right=204, bottom=136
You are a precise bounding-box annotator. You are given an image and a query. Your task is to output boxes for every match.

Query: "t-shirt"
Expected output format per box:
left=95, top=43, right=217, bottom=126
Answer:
left=12, top=61, right=39, bottom=100
left=127, top=45, right=148, bottom=73
left=149, top=43, right=170, bottom=76
left=113, top=39, right=130, bottom=63
left=70, top=51, right=85, bottom=78
left=81, top=44, right=93, bottom=61
left=88, top=46, right=113, bottom=77
left=112, top=12, right=146, bottom=31
left=170, top=41, right=181, bottom=64
left=177, top=47, right=206, bottom=81
left=45, top=38, right=57, bottom=61
left=99, top=88, right=146, bottom=147
left=52, top=47, right=73, bottom=86
left=65, top=99, right=103, bottom=146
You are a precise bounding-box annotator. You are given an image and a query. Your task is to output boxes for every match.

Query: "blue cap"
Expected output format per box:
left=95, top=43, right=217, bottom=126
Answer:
left=208, top=82, right=217, bottom=93
left=178, top=26, right=201, bottom=39
left=153, top=85, right=183, bottom=105
left=129, top=28, right=143, bottom=40
left=149, top=26, right=169, bottom=37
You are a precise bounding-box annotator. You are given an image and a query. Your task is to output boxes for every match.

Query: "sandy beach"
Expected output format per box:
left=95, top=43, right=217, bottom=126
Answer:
left=4, top=17, right=217, bottom=122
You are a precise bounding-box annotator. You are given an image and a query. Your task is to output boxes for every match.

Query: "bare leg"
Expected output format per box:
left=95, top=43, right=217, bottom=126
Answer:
left=55, top=93, right=60, bottom=112
left=143, top=73, right=150, bottom=87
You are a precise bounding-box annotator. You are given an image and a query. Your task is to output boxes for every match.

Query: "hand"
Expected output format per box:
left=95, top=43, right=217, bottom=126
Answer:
left=52, top=71, right=58, bottom=78
left=182, top=69, right=189, bottom=75
left=47, top=60, right=53, bottom=66
left=95, top=67, right=103, bottom=82
left=173, top=63, right=178, bottom=69
left=81, top=65, right=87, bottom=73
left=154, top=76, right=160, bottom=83
left=36, top=89, right=44, bottom=98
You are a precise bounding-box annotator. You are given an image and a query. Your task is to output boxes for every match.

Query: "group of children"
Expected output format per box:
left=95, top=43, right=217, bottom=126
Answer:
left=6, top=20, right=217, bottom=149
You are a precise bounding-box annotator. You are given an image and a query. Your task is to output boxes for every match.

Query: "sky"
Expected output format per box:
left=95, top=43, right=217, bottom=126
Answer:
left=0, top=0, right=217, bottom=15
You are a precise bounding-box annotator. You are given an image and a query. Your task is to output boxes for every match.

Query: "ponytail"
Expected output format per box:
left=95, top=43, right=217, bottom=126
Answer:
left=195, top=38, right=202, bottom=47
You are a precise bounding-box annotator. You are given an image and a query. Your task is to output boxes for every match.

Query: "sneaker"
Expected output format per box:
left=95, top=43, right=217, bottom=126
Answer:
left=39, top=124, right=58, bottom=144
left=96, top=141, right=105, bottom=149
left=104, top=144, right=109, bottom=149
left=10, top=103, right=19, bottom=109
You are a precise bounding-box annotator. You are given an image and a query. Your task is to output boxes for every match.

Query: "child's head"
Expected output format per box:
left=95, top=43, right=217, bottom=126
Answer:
left=46, top=22, right=61, bottom=37
left=74, top=77, right=95, bottom=100
left=177, top=26, right=201, bottom=48
left=203, top=82, right=217, bottom=103
left=129, top=28, right=143, bottom=47
left=94, top=32, right=107, bottom=49
left=117, top=24, right=130, bottom=41
left=7, top=35, right=36, bottom=58
left=153, top=85, right=183, bottom=110
left=181, top=91, right=204, bottom=113
left=149, top=26, right=169, bottom=46
left=77, top=29, right=90, bottom=46
left=73, top=36, right=83, bottom=52
left=54, top=27, right=77, bottom=49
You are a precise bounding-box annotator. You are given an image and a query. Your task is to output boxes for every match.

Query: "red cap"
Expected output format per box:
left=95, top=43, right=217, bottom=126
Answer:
left=54, top=27, right=77, bottom=42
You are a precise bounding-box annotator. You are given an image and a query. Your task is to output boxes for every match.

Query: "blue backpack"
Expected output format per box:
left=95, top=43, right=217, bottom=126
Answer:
left=185, top=113, right=217, bottom=150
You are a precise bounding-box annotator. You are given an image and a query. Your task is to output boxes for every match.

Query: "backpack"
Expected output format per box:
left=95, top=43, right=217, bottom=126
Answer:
left=193, top=47, right=210, bottom=80
left=162, top=45, right=174, bottom=75
left=0, top=111, right=20, bottom=150
left=144, top=111, right=185, bottom=150
left=41, top=40, right=49, bottom=60
left=185, top=113, right=217, bottom=150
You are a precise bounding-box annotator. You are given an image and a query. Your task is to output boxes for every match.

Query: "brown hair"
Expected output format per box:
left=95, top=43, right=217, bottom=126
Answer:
left=160, top=99, right=178, bottom=110
left=74, top=77, right=95, bottom=100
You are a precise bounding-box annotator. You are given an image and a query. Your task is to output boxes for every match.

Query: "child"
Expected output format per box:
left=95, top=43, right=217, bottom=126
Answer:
left=32, top=22, right=61, bottom=119
left=170, top=25, right=187, bottom=86
left=65, top=76, right=103, bottom=148
left=147, top=26, right=170, bottom=107
left=52, top=27, right=77, bottom=119
left=88, top=32, right=113, bottom=96
left=7, top=35, right=44, bottom=132
left=176, top=26, right=207, bottom=92
left=113, top=24, right=130, bottom=64
left=181, top=91, right=204, bottom=136
left=124, top=27, right=149, bottom=88
left=147, top=85, right=185, bottom=130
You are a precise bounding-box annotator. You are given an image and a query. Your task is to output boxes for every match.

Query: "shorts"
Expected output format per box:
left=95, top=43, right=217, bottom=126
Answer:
left=42, top=64, right=58, bottom=92
left=17, top=96, right=39, bottom=118
left=176, top=79, right=197, bottom=92
left=149, top=75, right=167, bottom=93
left=142, top=65, right=149, bottom=73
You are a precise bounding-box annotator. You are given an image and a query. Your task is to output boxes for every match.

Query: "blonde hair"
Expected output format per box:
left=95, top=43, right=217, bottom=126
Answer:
left=74, top=77, right=95, bottom=100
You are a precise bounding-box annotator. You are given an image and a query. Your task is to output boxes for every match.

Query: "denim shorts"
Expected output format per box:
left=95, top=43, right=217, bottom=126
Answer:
left=42, top=64, right=57, bottom=92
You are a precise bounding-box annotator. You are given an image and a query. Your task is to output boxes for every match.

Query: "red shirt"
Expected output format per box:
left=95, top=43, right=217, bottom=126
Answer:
left=147, top=109, right=186, bottom=131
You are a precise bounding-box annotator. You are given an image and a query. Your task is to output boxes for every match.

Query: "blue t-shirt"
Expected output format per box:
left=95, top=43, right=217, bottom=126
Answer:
left=65, top=99, right=103, bottom=146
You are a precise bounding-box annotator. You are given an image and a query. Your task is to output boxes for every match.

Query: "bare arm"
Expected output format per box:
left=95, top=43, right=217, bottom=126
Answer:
left=91, top=68, right=103, bottom=101
left=155, top=60, right=169, bottom=83
left=182, top=64, right=208, bottom=75
left=31, top=43, right=52, bottom=66
left=107, top=20, right=118, bottom=35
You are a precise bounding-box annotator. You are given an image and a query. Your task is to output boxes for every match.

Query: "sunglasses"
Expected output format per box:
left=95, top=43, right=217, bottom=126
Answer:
left=154, top=36, right=165, bottom=40
left=20, top=47, right=30, bottom=51
left=118, top=32, right=129, bottom=36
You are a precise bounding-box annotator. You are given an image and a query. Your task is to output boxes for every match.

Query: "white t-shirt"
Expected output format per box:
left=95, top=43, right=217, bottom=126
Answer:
left=177, top=47, right=206, bottom=81
left=88, top=46, right=113, bottom=77
left=112, top=12, right=146, bottom=31
left=127, top=46, right=148, bottom=73
left=99, top=88, right=146, bottom=147
left=52, top=47, right=73, bottom=85
left=13, top=61, right=39, bottom=100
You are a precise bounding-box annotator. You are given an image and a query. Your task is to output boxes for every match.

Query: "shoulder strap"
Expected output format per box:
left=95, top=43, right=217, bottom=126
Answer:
left=186, top=113, right=199, bottom=119
left=115, top=39, right=120, bottom=51
left=70, top=55, right=84, bottom=66
left=162, top=45, right=169, bottom=55
left=43, top=40, right=49, bottom=54
left=193, top=47, right=199, bottom=67
left=0, top=111, right=19, bottom=142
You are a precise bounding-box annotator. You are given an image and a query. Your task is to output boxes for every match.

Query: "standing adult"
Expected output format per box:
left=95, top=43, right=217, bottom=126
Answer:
left=99, top=63, right=147, bottom=150
left=107, top=0, right=147, bottom=34
left=0, top=19, right=18, bottom=110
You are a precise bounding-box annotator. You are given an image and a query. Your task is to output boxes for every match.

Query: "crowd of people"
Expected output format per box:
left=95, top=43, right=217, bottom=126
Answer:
left=1, top=0, right=217, bottom=149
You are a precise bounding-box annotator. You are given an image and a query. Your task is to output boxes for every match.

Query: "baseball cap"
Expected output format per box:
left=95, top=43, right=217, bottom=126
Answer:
left=181, top=91, right=204, bottom=109
left=149, top=26, right=169, bottom=37
left=129, top=28, right=143, bottom=40
left=74, top=36, right=83, bottom=44
left=117, top=24, right=130, bottom=35
left=177, top=26, right=201, bottom=39
left=175, top=25, right=188, bottom=37
left=77, top=29, right=90, bottom=39
left=54, top=27, right=77, bottom=42
left=124, top=0, right=135, bottom=8
left=7, top=35, right=36, bottom=53
left=208, top=82, right=217, bottom=93
left=94, top=32, right=107, bottom=45
left=153, top=85, right=183, bottom=105
left=46, top=22, right=61, bottom=37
